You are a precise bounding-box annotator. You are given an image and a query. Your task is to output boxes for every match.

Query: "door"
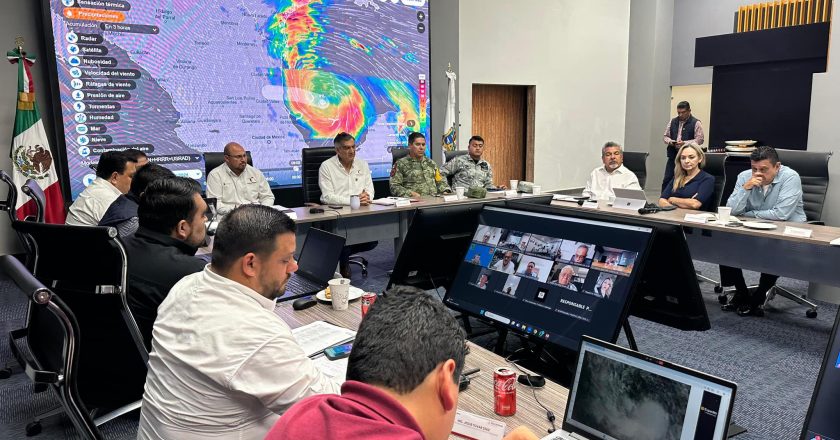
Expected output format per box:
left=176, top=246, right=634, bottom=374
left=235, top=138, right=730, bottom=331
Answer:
left=471, top=84, right=532, bottom=187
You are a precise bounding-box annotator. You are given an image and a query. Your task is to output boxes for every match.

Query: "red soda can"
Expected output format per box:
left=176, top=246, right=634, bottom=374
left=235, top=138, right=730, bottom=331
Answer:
left=493, top=367, right=517, bottom=416
left=360, top=292, right=377, bottom=317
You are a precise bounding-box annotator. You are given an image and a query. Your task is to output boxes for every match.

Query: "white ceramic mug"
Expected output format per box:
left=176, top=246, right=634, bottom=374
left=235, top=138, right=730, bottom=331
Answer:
left=350, top=195, right=361, bottom=210
left=717, top=206, right=732, bottom=224
left=509, top=180, right=519, bottom=192
left=455, top=186, right=465, bottom=198
left=531, top=185, right=542, bottom=195
left=328, top=278, right=351, bottom=311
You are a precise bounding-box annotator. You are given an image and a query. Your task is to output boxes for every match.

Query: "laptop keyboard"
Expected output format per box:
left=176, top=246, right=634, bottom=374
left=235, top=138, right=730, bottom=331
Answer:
left=285, top=275, right=324, bottom=294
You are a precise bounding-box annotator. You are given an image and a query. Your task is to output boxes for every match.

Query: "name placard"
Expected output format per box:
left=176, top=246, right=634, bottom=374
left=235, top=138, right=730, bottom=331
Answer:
left=504, top=190, right=518, bottom=198
left=395, top=199, right=411, bottom=207
left=443, top=194, right=459, bottom=202
left=783, top=226, right=812, bottom=238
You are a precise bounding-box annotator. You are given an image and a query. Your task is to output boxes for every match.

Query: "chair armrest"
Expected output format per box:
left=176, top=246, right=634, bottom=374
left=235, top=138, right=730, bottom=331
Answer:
left=806, top=220, right=825, bottom=226
left=8, top=328, right=60, bottom=384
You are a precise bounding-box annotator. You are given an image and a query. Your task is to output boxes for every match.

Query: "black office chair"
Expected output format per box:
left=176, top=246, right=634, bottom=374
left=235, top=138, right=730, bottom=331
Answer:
left=622, top=151, right=649, bottom=189
left=22, top=178, right=46, bottom=223
left=1, top=255, right=104, bottom=438
left=716, top=150, right=832, bottom=318
left=762, top=149, right=832, bottom=317
left=0, top=171, right=34, bottom=261
left=444, top=150, right=468, bottom=163
left=695, top=153, right=726, bottom=289
left=9, top=221, right=148, bottom=434
left=203, top=150, right=253, bottom=178
left=391, top=147, right=410, bottom=164
left=301, top=147, right=377, bottom=277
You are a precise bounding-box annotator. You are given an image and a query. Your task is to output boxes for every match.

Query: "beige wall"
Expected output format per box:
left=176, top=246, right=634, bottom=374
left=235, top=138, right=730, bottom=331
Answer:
left=459, top=0, right=631, bottom=191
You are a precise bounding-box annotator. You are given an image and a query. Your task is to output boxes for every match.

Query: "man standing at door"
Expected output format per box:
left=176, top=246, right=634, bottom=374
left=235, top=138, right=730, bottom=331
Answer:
left=662, top=101, right=704, bottom=191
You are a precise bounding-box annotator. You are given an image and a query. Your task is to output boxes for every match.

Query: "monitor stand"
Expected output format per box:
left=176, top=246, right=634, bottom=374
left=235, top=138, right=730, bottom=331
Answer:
left=727, top=422, right=748, bottom=438
left=622, top=319, right=638, bottom=351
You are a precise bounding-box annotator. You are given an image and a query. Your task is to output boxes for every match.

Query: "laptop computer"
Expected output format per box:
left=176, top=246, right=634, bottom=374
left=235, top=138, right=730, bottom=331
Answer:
left=281, top=228, right=346, bottom=301
left=543, top=336, right=737, bottom=440
left=612, top=188, right=648, bottom=211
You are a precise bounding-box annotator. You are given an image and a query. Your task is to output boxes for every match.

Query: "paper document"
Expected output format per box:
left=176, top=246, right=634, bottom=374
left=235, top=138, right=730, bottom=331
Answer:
left=452, top=409, right=506, bottom=440
left=372, top=196, right=410, bottom=206
left=312, top=356, right=348, bottom=384
left=831, top=237, right=840, bottom=246
left=290, top=321, right=356, bottom=357
left=552, top=194, right=579, bottom=202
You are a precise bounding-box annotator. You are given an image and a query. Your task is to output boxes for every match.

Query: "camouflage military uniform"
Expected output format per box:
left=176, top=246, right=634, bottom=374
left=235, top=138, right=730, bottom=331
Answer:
left=441, top=154, right=494, bottom=189
left=389, top=156, right=451, bottom=197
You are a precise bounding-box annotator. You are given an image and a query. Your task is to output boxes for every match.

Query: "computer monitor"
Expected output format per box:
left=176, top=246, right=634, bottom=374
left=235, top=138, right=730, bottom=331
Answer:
left=505, top=201, right=711, bottom=331
left=563, top=336, right=737, bottom=440
left=800, top=309, right=840, bottom=440
left=444, top=206, right=654, bottom=351
left=387, top=201, right=504, bottom=291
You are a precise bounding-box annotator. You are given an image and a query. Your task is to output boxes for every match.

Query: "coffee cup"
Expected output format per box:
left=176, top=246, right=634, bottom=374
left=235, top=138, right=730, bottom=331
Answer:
left=509, top=180, right=519, bottom=192
left=717, top=206, right=732, bottom=224
left=455, top=186, right=465, bottom=198
left=350, top=195, right=361, bottom=210
left=531, top=185, right=542, bottom=195
left=328, top=278, right=351, bottom=311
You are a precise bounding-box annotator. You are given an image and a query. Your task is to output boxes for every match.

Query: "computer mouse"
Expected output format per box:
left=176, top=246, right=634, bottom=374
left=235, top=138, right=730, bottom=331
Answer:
left=309, top=207, right=324, bottom=214
left=292, top=296, right=317, bottom=311
left=517, top=374, right=546, bottom=388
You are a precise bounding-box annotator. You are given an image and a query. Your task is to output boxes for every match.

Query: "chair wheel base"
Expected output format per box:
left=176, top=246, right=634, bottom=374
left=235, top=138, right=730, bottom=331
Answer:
left=714, top=285, right=724, bottom=293
left=25, top=421, right=41, bottom=436
left=717, top=294, right=728, bottom=304
left=33, top=383, right=47, bottom=393
left=0, top=367, right=11, bottom=379
left=806, top=309, right=818, bottom=318
left=361, top=269, right=368, bottom=277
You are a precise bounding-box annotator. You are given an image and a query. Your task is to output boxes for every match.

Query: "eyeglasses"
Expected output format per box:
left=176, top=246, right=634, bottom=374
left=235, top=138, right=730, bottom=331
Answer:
left=225, top=154, right=247, bottom=160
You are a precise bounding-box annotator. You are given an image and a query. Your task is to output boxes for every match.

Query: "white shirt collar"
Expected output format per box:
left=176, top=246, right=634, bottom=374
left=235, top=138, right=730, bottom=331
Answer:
left=204, top=266, right=277, bottom=311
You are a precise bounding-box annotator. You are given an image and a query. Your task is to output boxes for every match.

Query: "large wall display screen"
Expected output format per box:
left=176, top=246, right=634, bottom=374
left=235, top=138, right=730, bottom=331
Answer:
left=44, top=0, right=431, bottom=198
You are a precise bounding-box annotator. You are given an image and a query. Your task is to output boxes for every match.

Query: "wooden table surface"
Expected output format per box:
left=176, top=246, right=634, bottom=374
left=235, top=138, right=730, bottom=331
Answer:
left=274, top=300, right=569, bottom=438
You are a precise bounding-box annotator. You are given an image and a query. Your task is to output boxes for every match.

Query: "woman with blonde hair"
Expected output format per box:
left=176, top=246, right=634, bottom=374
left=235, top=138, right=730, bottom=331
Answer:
left=658, top=143, right=715, bottom=211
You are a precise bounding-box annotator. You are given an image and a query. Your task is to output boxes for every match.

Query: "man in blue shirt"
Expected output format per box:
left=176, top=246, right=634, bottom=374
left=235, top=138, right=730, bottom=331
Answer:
left=720, top=146, right=806, bottom=317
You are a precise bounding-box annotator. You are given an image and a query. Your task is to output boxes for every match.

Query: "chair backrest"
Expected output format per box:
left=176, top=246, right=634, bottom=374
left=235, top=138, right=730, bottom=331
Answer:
left=392, top=148, right=410, bottom=164
left=445, top=150, right=468, bottom=163
left=776, top=149, right=832, bottom=222
left=0, top=170, right=18, bottom=222
left=203, top=151, right=253, bottom=178
left=622, top=151, right=649, bottom=189
left=0, top=254, right=101, bottom=439
left=704, top=153, right=727, bottom=211
left=301, top=147, right=336, bottom=204
left=12, top=221, right=149, bottom=409
left=21, top=178, right=46, bottom=223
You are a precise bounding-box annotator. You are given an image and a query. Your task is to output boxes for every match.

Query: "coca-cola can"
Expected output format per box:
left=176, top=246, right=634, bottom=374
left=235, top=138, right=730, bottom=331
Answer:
left=493, top=367, right=517, bottom=416
left=360, top=292, right=377, bottom=318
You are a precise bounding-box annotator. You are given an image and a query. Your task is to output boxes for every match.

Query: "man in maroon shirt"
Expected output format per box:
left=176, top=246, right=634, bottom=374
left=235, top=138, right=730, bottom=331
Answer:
left=266, top=287, right=538, bottom=440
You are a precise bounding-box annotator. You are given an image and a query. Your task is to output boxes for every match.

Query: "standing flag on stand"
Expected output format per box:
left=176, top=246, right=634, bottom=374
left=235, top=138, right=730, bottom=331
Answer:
left=7, top=39, right=66, bottom=223
left=441, top=65, right=457, bottom=156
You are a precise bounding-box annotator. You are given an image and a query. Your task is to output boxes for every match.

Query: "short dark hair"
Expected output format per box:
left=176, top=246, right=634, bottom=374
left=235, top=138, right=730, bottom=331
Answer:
left=130, top=163, right=175, bottom=196
left=138, top=177, right=202, bottom=234
left=211, top=205, right=296, bottom=272
left=750, top=146, right=779, bottom=164
left=333, top=132, right=355, bottom=146
left=347, top=286, right=466, bottom=394
left=469, top=135, right=484, bottom=144
left=123, top=148, right=147, bottom=162
left=408, top=132, right=426, bottom=145
left=95, top=151, right=136, bottom=179
left=676, top=101, right=691, bottom=110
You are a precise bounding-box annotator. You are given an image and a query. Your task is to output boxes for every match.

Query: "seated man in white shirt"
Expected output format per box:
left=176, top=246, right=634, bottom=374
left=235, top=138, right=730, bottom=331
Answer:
left=206, top=142, right=274, bottom=214
left=66, top=151, right=137, bottom=226
left=138, top=205, right=340, bottom=440
left=581, top=141, right=642, bottom=201
left=318, top=132, right=377, bottom=277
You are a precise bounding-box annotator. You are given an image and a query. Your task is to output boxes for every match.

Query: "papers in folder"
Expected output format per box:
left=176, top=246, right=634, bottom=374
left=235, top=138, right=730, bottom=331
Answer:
left=372, top=196, right=410, bottom=206
left=290, top=320, right=356, bottom=357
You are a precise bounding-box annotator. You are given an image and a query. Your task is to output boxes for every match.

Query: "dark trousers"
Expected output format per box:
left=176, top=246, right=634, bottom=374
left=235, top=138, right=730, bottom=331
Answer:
left=719, top=265, right=779, bottom=306
left=661, top=154, right=676, bottom=192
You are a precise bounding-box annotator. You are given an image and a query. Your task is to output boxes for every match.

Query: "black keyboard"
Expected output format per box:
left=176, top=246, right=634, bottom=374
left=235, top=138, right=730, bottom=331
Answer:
left=285, top=275, right=324, bottom=294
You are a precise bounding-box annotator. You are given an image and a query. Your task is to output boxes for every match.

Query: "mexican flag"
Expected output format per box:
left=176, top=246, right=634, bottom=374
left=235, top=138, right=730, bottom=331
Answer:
left=7, top=47, right=65, bottom=224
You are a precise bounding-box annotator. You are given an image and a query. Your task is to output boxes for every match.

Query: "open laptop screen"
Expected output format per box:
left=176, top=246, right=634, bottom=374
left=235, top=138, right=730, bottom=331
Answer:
left=565, top=336, right=736, bottom=440
left=296, top=228, right=345, bottom=282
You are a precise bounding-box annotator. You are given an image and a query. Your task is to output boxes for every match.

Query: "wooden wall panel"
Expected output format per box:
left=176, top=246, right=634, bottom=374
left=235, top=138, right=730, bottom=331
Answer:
left=471, top=84, right=527, bottom=187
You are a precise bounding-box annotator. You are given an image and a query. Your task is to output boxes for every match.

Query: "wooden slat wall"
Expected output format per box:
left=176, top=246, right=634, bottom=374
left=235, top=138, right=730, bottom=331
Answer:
left=737, top=0, right=832, bottom=32
left=471, top=84, right=527, bottom=187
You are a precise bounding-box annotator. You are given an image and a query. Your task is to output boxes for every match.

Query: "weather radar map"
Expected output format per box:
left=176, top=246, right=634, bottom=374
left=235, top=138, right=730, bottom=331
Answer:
left=45, top=0, right=431, bottom=198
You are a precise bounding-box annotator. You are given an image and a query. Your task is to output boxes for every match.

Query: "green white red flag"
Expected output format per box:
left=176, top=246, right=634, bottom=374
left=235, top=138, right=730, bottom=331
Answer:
left=7, top=46, right=66, bottom=223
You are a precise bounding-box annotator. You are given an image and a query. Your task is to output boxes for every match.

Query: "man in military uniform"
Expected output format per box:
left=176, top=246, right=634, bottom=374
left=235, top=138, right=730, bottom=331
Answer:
left=441, top=135, right=503, bottom=189
left=390, top=132, right=451, bottom=197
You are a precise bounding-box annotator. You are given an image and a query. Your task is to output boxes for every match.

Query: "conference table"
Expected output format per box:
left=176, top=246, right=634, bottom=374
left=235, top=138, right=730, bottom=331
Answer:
left=546, top=200, right=840, bottom=291
left=273, top=299, right=569, bottom=439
